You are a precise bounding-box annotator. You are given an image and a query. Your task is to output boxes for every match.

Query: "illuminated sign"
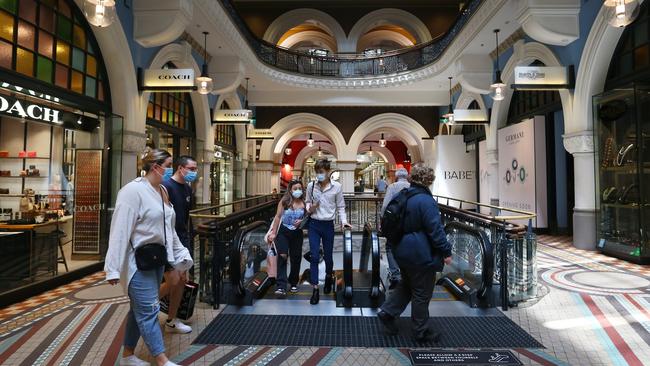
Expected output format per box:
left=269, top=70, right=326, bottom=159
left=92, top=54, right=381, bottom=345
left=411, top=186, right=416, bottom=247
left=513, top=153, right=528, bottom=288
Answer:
left=139, top=68, right=196, bottom=91
left=213, top=109, right=253, bottom=124
left=452, top=109, right=488, bottom=124
left=512, top=66, right=573, bottom=90
left=246, top=128, right=273, bottom=140
left=0, top=95, right=62, bottom=124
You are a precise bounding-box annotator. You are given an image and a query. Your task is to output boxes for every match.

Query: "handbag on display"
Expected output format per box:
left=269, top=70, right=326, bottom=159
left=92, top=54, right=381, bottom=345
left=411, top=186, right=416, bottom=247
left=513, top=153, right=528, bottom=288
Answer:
left=131, top=185, right=169, bottom=271
left=0, top=171, right=10, bottom=177
left=19, top=170, right=27, bottom=177
left=0, top=151, right=8, bottom=158
left=27, top=151, right=37, bottom=158
left=18, top=151, right=26, bottom=158
left=160, top=281, right=198, bottom=320
left=27, top=169, right=40, bottom=177
left=0, top=188, right=8, bottom=194
left=19, top=196, right=34, bottom=212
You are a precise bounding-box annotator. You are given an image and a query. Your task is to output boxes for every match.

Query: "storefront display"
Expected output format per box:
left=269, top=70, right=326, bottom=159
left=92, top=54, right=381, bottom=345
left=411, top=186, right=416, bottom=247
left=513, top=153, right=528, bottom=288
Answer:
left=593, top=85, right=650, bottom=264
left=211, top=124, right=236, bottom=205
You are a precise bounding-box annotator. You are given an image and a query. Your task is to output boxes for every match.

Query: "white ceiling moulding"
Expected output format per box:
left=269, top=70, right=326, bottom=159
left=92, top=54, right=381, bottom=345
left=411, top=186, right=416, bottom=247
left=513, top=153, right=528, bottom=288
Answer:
left=133, top=0, right=193, bottom=48
left=454, top=54, right=492, bottom=94
left=516, top=0, right=581, bottom=46
left=195, top=0, right=508, bottom=90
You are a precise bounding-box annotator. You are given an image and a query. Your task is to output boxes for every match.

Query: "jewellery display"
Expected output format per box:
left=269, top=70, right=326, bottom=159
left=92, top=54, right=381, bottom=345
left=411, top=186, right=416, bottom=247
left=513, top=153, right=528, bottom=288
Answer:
left=594, top=86, right=649, bottom=263
left=72, top=150, right=102, bottom=255
left=615, top=143, right=635, bottom=166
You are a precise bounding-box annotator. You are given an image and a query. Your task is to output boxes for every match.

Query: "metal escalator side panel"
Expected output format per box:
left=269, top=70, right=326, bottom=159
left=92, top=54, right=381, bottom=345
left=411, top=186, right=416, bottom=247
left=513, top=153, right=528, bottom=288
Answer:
left=359, top=225, right=371, bottom=273
left=229, top=221, right=270, bottom=299
left=343, top=229, right=353, bottom=300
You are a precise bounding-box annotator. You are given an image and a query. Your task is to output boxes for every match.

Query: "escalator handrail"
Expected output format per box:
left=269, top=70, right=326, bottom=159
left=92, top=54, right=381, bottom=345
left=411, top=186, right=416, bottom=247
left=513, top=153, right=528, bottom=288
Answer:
left=230, top=220, right=270, bottom=297
left=444, top=221, right=494, bottom=298
left=343, top=229, right=353, bottom=300
left=359, top=223, right=371, bottom=273
left=369, top=227, right=382, bottom=298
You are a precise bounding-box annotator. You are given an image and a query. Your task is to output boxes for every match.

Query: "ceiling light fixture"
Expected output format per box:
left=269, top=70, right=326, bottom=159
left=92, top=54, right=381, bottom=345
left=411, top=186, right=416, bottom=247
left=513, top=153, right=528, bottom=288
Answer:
left=490, top=29, right=506, bottom=101
left=196, top=32, right=213, bottom=95
left=307, top=133, right=314, bottom=147
left=317, top=144, right=322, bottom=157
left=379, top=133, right=386, bottom=148
left=604, top=0, right=640, bottom=27
left=442, top=76, right=455, bottom=124
left=83, top=0, right=116, bottom=27
left=368, top=144, right=373, bottom=156
left=285, top=147, right=292, bottom=156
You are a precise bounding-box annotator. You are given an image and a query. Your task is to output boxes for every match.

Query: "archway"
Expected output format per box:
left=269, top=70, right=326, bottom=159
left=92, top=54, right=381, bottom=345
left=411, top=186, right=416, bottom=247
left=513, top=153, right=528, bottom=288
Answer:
left=263, top=9, right=347, bottom=52
left=347, top=9, right=432, bottom=52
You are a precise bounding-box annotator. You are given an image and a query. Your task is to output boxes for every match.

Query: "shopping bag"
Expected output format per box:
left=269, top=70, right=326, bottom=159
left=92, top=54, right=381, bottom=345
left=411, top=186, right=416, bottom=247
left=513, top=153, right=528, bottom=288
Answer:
left=267, top=244, right=277, bottom=278
left=160, top=281, right=199, bottom=321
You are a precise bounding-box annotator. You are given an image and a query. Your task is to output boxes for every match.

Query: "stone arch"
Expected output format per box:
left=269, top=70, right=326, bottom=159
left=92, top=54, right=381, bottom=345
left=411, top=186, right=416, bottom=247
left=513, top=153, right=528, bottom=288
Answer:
left=293, top=142, right=339, bottom=171
left=279, top=31, right=338, bottom=53
left=143, top=43, right=212, bottom=154
left=259, top=113, right=348, bottom=163
left=215, top=92, right=247, bottom=156
left=356, top=30, right=414, bottom=52
left=347, top=9, right=432, bottom=52
left=452, top=90, right=487, bottom=134
left=348, top=113, right=428, bottom=163
left=488, top=41, right=572, bottom=151
left=357, top=142, right=397, bottom=167
left=263, top=9, right=347, bottom=52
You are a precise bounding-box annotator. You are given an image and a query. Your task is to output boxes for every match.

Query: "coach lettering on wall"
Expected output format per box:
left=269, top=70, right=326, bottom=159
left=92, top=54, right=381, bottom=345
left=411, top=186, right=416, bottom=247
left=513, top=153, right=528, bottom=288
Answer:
left=0, top=95, right=61, bottom=124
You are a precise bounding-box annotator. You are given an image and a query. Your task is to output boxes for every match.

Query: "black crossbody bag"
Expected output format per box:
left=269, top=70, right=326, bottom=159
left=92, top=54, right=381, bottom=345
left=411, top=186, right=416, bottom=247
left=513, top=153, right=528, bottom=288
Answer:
left=130, top=185, right=169, bottom=271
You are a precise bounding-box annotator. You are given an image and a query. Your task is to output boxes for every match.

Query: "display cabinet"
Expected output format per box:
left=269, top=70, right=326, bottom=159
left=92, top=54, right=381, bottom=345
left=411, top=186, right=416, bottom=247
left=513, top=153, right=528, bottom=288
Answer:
left=593, top=84, right=650, bottom=264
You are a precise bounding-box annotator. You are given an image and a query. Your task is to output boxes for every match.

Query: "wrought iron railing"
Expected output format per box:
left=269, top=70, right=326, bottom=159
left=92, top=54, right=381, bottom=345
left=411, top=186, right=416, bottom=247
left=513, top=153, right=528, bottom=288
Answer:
left=219, top=0, right=483, bottom=78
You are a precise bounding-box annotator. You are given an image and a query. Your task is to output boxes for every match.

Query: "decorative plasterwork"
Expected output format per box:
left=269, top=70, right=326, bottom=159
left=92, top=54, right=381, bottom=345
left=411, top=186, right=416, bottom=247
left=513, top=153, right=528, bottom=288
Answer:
left=133, top=0, right=193, bottom=48
left=489, top=28, right=526, bottom=60
left=516, top=0, right=580, bottom=46
left=563, top=131, right=594, bottom=155
left=196, top=0, right=507, bottom=89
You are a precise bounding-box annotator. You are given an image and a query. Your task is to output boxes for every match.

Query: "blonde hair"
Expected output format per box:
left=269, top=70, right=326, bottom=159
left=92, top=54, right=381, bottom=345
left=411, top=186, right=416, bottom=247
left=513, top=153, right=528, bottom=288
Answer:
left=141, top=147, right=171, bottom=172
left=409, top=164, right=435, bottom=187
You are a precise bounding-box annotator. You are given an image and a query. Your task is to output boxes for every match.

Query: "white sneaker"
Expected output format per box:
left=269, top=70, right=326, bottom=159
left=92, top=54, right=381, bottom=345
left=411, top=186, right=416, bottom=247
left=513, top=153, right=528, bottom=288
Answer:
left=165, top=318, right=192, bottom=334
left=119, top=355, right=149, bottom=366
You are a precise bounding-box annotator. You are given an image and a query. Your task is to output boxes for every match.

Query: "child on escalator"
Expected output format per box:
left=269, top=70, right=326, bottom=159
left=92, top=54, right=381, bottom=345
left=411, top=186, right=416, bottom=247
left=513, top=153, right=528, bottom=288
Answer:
left=267, top=180, right=306, bottom=298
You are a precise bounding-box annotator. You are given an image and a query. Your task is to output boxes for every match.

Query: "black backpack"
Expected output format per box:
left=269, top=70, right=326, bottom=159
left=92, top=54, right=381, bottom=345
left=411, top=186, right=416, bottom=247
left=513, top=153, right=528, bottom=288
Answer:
left=380, top=188, right=423, bottom=244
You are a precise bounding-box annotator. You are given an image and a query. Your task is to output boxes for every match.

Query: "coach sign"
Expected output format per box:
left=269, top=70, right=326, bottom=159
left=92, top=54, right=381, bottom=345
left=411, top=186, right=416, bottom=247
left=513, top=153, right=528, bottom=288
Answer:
left=0, top=94, right=62, bottom=124
left=213, top=109, right=253, bottom=124
left=139, top=68, right=196, bottom=91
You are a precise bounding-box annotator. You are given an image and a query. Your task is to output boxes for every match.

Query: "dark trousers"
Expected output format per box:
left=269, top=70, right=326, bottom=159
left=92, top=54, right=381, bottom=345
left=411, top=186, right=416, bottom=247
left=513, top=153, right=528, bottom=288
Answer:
left=380, top=266, right=435, bottom=338
left=177, top=231, right=194, bottom=277
left=308, top=219, right=335, bottom=285
left=275, top=225, right=304, bottom=289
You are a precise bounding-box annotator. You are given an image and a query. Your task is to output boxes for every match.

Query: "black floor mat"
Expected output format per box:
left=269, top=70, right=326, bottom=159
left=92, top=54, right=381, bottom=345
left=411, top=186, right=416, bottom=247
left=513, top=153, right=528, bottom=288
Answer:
left=193, top=314, right=544, bottom=348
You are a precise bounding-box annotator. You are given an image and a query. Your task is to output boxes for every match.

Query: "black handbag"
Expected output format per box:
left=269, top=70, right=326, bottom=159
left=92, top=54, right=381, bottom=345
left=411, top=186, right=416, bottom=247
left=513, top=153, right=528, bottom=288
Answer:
left=160, top=280, right=198, bottom=320
left=131, top=186, right=169, bottom=271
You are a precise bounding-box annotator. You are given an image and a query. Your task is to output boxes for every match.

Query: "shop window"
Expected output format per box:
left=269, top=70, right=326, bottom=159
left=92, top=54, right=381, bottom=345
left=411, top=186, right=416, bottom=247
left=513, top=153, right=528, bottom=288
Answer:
left=147, top=91, right=195, bottom=131
left=215, top=124, right=236, bottom=149
left=0, top=0, right=109, bottom=101
left=607, top=3, right=650, bottom=85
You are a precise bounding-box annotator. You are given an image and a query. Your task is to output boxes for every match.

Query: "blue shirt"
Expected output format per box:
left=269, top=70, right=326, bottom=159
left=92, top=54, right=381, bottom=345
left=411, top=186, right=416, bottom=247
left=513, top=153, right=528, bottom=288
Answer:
left=281, top=207, right=305, bottom=230
left=376, top=179, right=388, bottom=192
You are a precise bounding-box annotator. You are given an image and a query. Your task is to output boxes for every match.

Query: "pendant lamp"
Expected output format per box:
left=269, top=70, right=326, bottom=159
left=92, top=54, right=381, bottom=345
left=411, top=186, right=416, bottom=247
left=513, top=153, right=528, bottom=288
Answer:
left=442, top=76, right=454, bottom=123
left=604, top=0, right=640, bottom=28
left=83, top=0, right=116, bottom=27
left=196, top=32, right=213, bottom=95
left=490, top=29, right=506, bottom=101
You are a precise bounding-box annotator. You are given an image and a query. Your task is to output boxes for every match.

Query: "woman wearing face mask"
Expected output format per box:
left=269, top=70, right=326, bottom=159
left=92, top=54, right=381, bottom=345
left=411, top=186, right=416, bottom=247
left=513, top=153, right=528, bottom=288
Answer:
left=306, top=159, right=352, bottom=305
left=105, top=148, right=193, bottom=366
left=267, top=180, right=306, bottom=298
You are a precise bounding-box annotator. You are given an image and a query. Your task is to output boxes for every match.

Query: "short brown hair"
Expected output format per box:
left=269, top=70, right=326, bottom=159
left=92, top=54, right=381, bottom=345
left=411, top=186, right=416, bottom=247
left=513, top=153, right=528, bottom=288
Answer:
left=314, top=159, right=331, bottom=171
left=409, top=164, right=435, bottom=187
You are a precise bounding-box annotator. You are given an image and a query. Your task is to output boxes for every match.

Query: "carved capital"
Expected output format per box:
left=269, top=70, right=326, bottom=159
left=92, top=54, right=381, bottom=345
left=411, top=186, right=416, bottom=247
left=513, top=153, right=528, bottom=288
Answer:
left=563, top=131, right=594, bottom=154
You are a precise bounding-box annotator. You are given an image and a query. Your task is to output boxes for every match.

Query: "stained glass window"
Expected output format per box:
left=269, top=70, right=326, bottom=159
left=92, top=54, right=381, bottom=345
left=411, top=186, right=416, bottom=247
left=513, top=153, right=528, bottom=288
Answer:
left=147, top=91, right=195, bottom=132
left=215, top=124, right=236, bottom=148
left=607, top=3, right=649, bottom=85
left=0, top=0, right=108, bottom=101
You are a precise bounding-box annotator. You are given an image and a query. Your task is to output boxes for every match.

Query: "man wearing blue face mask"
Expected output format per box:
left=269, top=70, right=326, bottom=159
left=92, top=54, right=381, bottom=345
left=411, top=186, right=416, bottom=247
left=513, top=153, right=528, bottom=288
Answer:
left=160, top=155, right=197, bottom=334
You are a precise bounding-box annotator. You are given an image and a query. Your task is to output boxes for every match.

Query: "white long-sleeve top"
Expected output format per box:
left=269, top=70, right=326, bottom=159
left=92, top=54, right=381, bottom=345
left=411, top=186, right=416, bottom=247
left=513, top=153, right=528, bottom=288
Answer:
left=104, top=177, right=193, bottom=293
left=305, top=180, right=348, bottom=224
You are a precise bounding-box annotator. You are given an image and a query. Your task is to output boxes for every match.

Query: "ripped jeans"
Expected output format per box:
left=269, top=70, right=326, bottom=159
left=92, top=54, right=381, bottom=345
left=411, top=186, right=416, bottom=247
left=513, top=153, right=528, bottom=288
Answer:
left=124, top=266, right=165, bottom=357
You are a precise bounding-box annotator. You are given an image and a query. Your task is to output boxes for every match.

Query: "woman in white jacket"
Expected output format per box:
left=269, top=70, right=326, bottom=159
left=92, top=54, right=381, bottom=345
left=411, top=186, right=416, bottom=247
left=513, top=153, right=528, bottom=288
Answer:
left=105, top=148, right=193, bottom=366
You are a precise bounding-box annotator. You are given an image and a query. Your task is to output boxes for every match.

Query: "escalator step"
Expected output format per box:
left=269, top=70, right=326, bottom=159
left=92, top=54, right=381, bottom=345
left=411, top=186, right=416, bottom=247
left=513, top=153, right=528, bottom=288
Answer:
left=193, top=314, right=543, bottom=348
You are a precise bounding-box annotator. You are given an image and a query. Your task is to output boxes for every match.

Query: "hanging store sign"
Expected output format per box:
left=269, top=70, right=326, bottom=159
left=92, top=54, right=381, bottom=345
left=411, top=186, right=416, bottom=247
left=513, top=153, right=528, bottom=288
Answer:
left=246, top=128, right=273, bottom=140
left=452, top=109, right=488, bottom=124
left=432, top=135, right=476, bottom=207
left=0, top=94, right=62, bottom=124
left=512, top=65, right=574, bottom=90
left=138, top=68, right=196, bottom=91
left=213, top=109, right=253, bottom=124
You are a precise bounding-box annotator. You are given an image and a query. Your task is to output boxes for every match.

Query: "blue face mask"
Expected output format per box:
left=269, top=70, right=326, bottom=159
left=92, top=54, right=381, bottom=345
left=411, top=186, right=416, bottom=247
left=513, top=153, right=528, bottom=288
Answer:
left=184, top=170, right=198, bottom=183
left=316, top=173, right=326, bottom=182
left=162, top=167, right=173, bottom=181
left=292, top=190, right=303, bottom=198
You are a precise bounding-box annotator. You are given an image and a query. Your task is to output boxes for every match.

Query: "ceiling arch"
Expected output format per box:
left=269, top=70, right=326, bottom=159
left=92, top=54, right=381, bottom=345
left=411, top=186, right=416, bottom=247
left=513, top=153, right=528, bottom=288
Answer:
left=346, top=8, right=432, bottom=52
left=263, top=9, right=347, bottom=52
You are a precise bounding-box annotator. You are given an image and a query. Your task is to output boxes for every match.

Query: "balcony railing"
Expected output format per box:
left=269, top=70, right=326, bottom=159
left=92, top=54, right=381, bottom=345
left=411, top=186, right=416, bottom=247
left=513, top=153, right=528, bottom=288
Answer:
left=219, top=0, right=483, bottom=78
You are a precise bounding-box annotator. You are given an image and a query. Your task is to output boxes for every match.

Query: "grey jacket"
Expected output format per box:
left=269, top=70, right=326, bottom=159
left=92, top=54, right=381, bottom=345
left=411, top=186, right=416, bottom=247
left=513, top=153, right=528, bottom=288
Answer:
left=380, top=178, right=411, bottom=214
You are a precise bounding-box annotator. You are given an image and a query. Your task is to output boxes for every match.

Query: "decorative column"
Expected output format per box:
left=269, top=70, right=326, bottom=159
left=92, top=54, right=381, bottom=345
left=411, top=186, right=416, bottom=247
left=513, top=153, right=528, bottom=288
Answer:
left=564, top=131, right=597, bottom=250
left=272, top=163, right=282, bottom=190
left=246, top=161, right=255, bottom=197
left=233, top=158, right=248, bottom=199
left=196, top=148, right=212, bottom=205
left=337, top=161, right=357, bottom=194
left=254, top=161, right=274, bottom=195
left=121, top=130, right=147, bottom=186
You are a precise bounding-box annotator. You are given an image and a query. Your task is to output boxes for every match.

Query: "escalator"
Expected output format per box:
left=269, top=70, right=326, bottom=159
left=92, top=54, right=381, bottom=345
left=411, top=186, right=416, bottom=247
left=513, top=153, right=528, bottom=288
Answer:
left=437, top=221, right=497, bottom=308
left=335, top=223, right=385, bottom=308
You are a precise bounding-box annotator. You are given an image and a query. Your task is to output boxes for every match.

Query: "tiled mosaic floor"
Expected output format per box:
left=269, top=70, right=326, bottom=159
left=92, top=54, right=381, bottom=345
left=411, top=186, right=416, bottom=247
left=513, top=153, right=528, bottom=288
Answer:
left=0, top=236, right=648, bottom=365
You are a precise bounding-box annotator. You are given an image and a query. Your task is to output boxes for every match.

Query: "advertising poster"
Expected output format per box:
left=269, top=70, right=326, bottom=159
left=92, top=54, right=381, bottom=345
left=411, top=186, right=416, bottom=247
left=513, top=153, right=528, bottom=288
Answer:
left=432, top=135, right=476, bottom=208
left=478, top=140, right=491, bottom=215
left=497, top=117, right=547, bottom=227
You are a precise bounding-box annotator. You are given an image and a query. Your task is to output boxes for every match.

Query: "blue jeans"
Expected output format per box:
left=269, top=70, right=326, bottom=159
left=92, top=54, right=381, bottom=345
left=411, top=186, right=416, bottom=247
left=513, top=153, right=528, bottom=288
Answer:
left=124, top=266, right=165, bottom=357
left=308, top=219, right=334, bottom=285
left=385, top=240, right=401, bottom=281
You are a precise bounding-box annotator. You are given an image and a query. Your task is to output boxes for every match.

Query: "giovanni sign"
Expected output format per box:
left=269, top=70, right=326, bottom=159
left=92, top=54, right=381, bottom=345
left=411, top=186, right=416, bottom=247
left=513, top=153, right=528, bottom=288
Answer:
left=497, top=117, right=547, bottom=227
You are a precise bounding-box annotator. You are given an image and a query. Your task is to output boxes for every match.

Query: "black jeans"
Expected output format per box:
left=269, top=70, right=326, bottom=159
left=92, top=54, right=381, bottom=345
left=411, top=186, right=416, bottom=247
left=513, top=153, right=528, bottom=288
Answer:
left=380, top=266, right=435, bottom=338
left=275, top=225, right=304, bottom=289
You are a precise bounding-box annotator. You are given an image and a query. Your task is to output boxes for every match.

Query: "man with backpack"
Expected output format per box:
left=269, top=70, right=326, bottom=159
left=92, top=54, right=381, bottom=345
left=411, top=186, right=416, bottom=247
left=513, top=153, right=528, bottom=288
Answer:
left=380, top=168, right=410, bottom=289
left=377, top=165, right=452, bottom=343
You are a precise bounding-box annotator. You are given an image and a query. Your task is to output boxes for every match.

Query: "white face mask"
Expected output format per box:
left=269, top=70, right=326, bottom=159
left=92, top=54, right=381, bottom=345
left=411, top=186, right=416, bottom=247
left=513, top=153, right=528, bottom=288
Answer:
left=292, top=190, right=303, bottom=198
